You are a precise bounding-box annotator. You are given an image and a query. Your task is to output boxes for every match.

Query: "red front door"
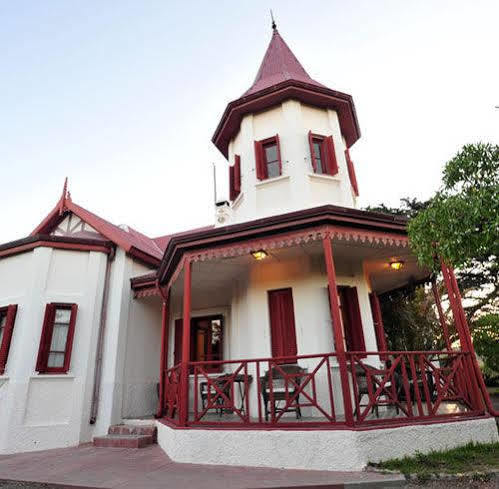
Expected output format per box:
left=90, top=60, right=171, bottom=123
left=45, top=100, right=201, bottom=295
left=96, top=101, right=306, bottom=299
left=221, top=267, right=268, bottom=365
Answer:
left=268, top=288, right=298, bottom=360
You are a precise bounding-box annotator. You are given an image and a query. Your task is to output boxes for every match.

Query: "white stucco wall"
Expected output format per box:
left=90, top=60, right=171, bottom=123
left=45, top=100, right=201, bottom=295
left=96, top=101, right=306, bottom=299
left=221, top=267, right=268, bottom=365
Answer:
left=157, top=416, right=499, bottom=471
left=93, top=252, right=157, bottom=435
left=121, top=294, right=162, bottom=418
left=221, top=100, right=358, bottom=226
left=0, top=247, right=107, bottom=454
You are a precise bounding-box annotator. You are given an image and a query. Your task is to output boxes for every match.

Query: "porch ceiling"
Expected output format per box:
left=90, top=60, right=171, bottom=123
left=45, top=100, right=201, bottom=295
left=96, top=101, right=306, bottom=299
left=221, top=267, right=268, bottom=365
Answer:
left=168, top=238, right=429, bottom=307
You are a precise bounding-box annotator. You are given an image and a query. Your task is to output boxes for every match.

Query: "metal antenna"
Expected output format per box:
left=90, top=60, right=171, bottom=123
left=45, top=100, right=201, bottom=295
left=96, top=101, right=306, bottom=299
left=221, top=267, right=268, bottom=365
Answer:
left=212, top=162, right=218, bottom=205
left=270, top=9, right=277, bottom=31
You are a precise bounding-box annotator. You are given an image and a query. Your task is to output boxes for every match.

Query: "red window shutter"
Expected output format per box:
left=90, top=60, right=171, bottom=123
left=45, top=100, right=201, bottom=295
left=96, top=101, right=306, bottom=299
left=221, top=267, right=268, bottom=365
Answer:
left=229, top=154, right=241, bottom=201
left=254, top=141, right=266, bottom=180
left=234, top=154, right=241, bottom=194
left=36, top=304, right=55, bottom=373
left=345, top=149, right=359, bottom=196
left=324, top=136, right=339, bottom=176
left=0, top=305, right=18, bottom=374
left=62, top=304, right=78, bottom=373
left=308, top=131, right=317, bottom=172
left=369, top=293, right=388, bottom=354
left=229, top=165, right=236, bottom=201
left=342, top=287, right=366, bottom=355
left=174, top=318, right=183, bottom=366
left=275, top=134, right=282, bottom=176
left=268, top=289, right=297, bottom=360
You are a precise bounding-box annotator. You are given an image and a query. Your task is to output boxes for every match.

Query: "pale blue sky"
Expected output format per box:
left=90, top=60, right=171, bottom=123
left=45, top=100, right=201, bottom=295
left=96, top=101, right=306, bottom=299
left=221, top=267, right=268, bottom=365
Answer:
left=1, top=1, right=498, bottom=243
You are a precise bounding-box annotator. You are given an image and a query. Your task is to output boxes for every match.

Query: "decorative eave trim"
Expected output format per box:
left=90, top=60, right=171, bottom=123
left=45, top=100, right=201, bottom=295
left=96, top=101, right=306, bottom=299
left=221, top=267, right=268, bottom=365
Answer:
left=160, top=224, right=409, bottom=293
left=188, top=225, right=408, bottom=263
left=0, top=235, right=114, bottom=259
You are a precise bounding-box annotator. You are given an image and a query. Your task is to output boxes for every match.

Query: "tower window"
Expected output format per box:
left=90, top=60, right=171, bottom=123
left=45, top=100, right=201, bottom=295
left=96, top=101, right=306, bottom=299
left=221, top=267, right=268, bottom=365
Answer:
left=308, top=131, right=339, bottom=176
left=254, top=135, right=282, bottom=180
left=312, top=138, right=325, bottom=174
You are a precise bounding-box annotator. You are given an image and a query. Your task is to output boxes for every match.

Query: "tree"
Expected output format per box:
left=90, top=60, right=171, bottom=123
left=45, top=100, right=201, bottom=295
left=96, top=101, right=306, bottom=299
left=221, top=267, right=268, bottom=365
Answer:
left=408, top=143, right=499, bottom=270
left=472, top=314, right=499, bottom=385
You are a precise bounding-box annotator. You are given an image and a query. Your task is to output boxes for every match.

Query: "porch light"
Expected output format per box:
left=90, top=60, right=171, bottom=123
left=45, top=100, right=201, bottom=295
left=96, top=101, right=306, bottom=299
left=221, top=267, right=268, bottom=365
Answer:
left=389, top=260, right=404, bottom=270
left=251, top=249, right=268, bottom=260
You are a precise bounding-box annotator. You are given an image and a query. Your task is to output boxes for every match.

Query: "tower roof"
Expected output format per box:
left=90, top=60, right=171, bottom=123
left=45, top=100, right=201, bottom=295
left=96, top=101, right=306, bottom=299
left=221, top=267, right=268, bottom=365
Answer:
left=212, top=28, right=360, bottom=158
left=243, top=28, right=325, bottom=97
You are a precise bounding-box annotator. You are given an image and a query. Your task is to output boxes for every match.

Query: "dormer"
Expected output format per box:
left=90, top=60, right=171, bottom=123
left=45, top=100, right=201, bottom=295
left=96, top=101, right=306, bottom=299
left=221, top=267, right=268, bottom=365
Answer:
left=212, top=26, right=362, bottom=226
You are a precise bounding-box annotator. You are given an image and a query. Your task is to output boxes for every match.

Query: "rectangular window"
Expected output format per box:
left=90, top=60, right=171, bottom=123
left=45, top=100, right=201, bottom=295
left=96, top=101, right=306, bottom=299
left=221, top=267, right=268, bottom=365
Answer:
left=174, top=315, right=224, bottom=372
left=308, top=131, right=339, bottom=176
left=254, top=135, right=282, bottom=180
left=0, top=305, right=18, bottom=375
left=313, top=138, right=325, bottom=174
left=36, top=303, right=77, bottom=374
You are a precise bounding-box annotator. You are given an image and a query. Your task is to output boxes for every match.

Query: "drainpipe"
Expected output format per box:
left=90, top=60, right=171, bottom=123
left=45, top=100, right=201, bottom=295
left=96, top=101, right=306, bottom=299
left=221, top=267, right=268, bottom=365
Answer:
left=90, top=245, right=116, bottom=424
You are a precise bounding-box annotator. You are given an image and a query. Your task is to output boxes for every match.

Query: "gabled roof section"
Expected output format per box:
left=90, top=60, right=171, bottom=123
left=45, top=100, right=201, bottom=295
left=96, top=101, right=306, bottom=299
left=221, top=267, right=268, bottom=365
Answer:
left=31, top=184, right=163, bottom=266
left=243, top=28, right=325, bottom=96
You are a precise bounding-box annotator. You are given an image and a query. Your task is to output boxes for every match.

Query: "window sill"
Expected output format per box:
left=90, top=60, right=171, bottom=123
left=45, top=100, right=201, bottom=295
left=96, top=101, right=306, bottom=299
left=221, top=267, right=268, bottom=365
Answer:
left=308, top=173, right=341, bottom=183
left=0, top=375, right=9, bottom=381
left=255, top=175, right=290, bottom=188
left=31, top=373, right=76, bottom=379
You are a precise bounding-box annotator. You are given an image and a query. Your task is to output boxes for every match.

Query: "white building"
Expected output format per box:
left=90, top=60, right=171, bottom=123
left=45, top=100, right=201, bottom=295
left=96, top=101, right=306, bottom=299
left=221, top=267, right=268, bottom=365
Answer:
left=0, top=26, right=497, bottom=471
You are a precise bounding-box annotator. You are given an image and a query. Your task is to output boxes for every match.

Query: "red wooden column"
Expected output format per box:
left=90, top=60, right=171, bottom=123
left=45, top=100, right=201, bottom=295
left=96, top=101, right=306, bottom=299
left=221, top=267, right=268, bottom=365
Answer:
left=430, top=278, right=452, bottom=351
left=178, top=259, right=192, bottom=426
left=445, top=263, right=499, bottom=414
left=156, top=290, right=170, bottom=418
left=440, top=262, right=484, bottom=412
left=323, top=236, right=354, bottom=426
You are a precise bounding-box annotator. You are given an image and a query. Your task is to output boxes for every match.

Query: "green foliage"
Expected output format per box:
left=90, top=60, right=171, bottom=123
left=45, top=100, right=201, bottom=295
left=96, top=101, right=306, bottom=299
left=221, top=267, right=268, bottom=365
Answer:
left=408, top=143, right=499, bottom=270
left=372, top=441, right=499, bottom=476
left=381, top=286, right=443, bottom=351
left=472, top=314, right=499, bottom=384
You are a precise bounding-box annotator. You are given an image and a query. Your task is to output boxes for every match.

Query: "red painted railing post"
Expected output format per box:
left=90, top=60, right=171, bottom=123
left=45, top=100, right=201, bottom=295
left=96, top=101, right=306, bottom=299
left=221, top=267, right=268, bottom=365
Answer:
left=179, top=259, right=192, bottom=426
left=431, top=278, right=452, bottom=351
left=156, top=291, right=170, bottom=418
left=323, top=236, right=354, bottom=426
left=440, top=262, right=486, bottom=412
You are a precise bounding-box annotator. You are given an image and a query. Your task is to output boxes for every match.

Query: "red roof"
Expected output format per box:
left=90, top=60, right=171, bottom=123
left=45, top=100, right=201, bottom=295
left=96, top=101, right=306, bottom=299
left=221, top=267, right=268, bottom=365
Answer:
left=32, top=192, right=164, bottom=264
left=153, top=225, right=214, bottom=252
left=243, top=28, right=324, bottom=97
left=212, top=28, right=360, bottom=158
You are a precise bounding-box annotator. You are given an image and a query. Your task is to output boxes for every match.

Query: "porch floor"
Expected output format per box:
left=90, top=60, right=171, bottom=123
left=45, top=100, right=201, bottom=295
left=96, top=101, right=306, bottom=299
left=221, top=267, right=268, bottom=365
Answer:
left=0, top=444, right=404, bottom=489
left=191, top=401, right=467, bottom=425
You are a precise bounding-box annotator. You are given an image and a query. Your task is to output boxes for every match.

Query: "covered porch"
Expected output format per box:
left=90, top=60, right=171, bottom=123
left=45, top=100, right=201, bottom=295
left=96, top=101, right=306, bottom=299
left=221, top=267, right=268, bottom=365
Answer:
left=131, top=208, right=492, bottom=430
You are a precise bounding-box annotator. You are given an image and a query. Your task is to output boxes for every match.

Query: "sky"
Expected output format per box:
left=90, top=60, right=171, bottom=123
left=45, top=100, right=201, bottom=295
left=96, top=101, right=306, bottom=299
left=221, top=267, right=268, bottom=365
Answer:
left=1, top=0, right=498, bottom=244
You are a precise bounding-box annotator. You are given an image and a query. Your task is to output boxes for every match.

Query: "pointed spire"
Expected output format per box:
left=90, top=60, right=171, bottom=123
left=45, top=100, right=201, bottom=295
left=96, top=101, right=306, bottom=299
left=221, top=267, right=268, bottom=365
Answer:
left=243, top=27, right=324, bottom=97
left=58, top=177, right=69, bottom=215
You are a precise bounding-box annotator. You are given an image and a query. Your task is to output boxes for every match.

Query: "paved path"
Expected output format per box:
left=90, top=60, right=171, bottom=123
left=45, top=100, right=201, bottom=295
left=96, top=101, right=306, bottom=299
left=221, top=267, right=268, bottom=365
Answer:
left=0, top=445, right=404, bottom=488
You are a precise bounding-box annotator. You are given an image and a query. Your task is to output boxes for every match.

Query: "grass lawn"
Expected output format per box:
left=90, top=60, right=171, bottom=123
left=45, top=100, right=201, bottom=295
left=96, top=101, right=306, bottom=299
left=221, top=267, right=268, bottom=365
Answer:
left=372, top=441, right=499, bottom=477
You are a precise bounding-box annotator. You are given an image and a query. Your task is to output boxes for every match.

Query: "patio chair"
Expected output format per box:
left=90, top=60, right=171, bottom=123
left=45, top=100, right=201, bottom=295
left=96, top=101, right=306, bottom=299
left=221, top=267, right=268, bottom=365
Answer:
left=260, top=364, right=305, bottom=421
left=200, top=376, right=232, bottom=417
left=350, top=363, right=403, bottom=417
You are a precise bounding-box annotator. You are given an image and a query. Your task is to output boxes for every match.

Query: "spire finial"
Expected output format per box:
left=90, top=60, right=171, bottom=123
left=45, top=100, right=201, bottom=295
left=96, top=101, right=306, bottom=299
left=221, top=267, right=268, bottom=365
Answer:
left=59, top=177, right=69, bottom=215
left=270, top=9, right=277, bottom=31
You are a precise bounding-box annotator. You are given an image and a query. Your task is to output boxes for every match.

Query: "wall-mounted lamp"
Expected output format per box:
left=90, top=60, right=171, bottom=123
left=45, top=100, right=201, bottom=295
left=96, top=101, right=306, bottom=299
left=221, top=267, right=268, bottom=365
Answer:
left=389, top=260, right=404, bottom=270
left=251, top=250, right=268, bottom=261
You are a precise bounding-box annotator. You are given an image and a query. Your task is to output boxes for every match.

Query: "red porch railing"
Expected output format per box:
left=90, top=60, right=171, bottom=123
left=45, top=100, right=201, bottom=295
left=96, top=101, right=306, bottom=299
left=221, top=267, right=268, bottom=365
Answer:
left=162, top=350, right=485, bottom=428
left=163, top=364, right=181, bottom=425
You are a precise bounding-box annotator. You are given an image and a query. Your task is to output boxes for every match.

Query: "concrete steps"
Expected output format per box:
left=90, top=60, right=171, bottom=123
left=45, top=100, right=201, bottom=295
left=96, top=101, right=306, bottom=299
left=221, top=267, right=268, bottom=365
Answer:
left=93, top=423, right=157, bottom=448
